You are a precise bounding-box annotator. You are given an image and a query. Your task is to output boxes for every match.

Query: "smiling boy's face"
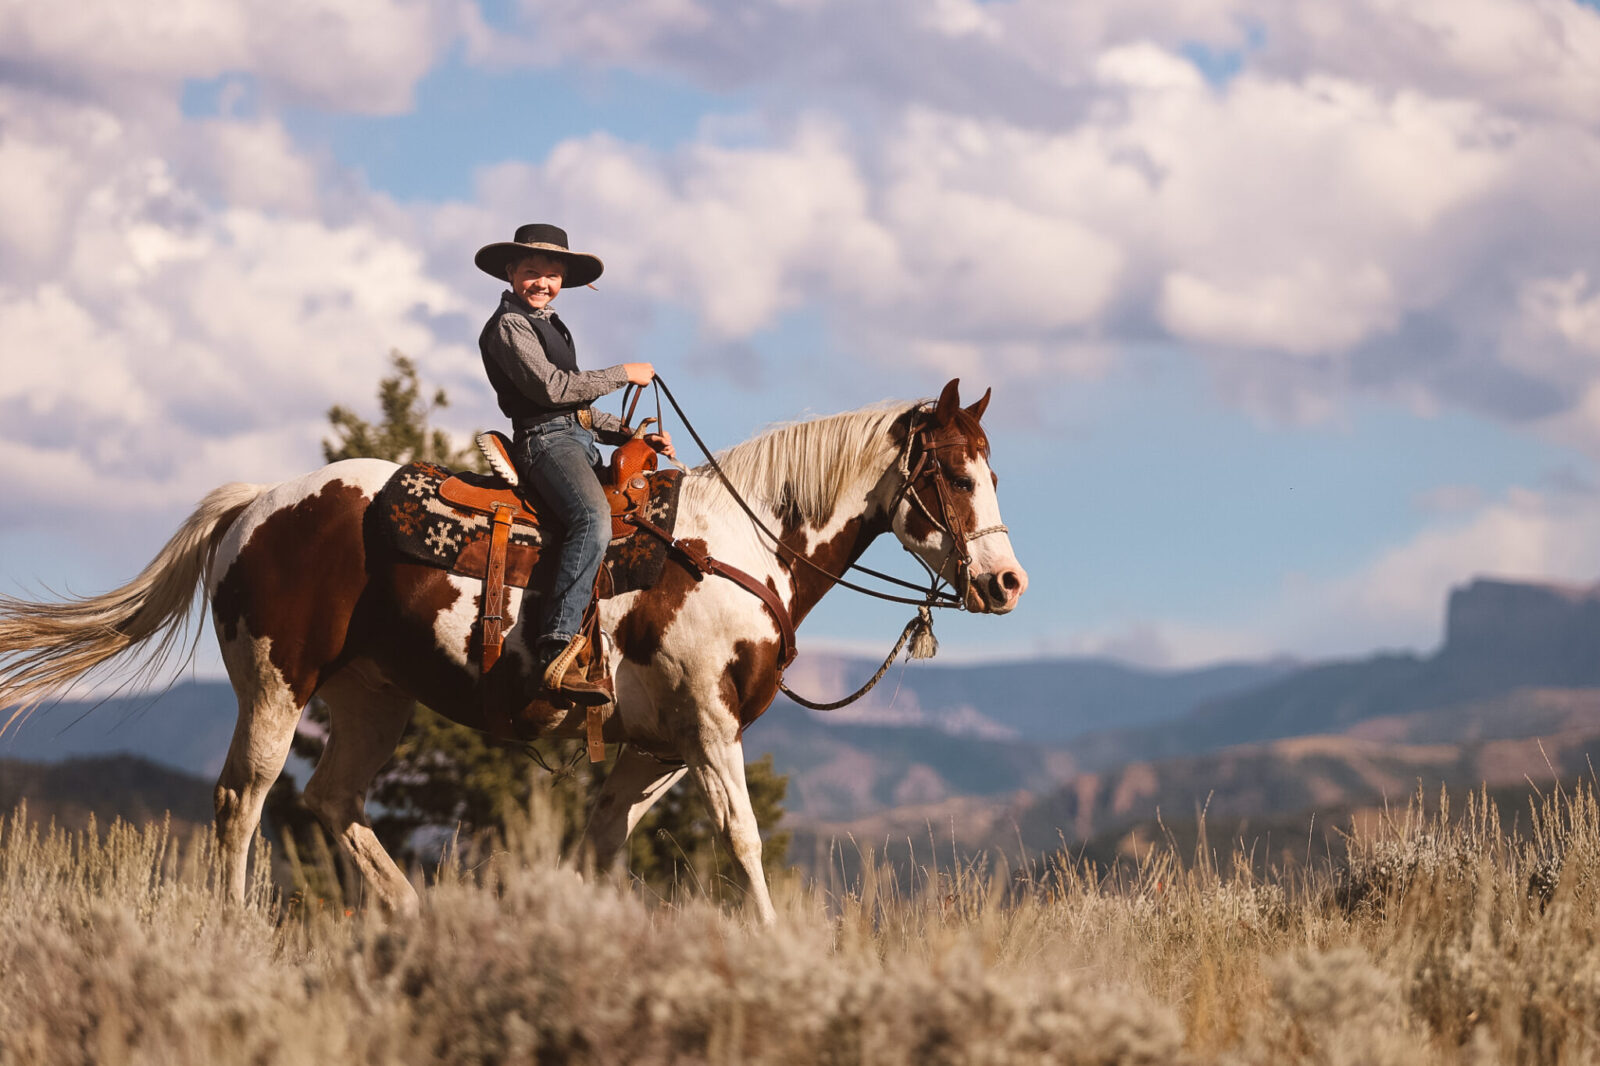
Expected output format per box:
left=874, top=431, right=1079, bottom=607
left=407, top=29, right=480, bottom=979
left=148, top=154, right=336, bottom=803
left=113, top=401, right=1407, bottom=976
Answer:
left=508, top=254, right=566, bottom=310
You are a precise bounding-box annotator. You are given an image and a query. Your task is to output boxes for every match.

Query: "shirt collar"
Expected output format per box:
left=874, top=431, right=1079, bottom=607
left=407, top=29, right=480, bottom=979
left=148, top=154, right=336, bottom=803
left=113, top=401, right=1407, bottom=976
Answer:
left=501, top=291, right=554, bottom=319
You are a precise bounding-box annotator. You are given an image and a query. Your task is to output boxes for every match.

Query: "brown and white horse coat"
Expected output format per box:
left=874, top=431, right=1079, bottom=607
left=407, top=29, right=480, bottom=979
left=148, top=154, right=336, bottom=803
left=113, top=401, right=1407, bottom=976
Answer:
left=0, top=379, right=1026, bottom=923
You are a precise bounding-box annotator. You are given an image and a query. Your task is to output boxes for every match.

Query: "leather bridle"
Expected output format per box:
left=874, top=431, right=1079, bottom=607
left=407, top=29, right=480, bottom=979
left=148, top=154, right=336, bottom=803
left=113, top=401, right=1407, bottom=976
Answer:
left=890, top=409, right=1010, bottom=607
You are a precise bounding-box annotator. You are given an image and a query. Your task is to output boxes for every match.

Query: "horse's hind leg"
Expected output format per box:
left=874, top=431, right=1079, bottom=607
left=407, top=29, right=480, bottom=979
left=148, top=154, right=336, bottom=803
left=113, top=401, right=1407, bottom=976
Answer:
left=581, top=745, right=688, bottom=872
left=214, top=633, right=307, bottom=906
left=303, top=664, right=419, bottom=915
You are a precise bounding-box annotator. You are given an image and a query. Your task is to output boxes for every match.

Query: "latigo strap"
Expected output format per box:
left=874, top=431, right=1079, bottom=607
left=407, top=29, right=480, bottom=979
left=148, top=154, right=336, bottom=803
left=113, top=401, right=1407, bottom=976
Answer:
left=626, top=512, right=797, bottom=670
left=480, top=503, right=515, bottom=675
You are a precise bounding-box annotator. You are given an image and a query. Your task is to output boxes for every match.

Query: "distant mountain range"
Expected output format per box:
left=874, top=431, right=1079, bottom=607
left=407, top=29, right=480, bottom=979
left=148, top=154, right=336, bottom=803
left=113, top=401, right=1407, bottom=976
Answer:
left=0, top=754, right=215, bottom=835
left=791, top=685, right=1600, bottom=874
left=770, top=653, right=1297, bottom=743
left=750, top=653, right=1292, bottom=818
left=791, top=578, right=1600, bottom=864
left=8, top=576, right=1600, bottom=865
left=1071, top=578, right=1600, bottom=770
left=0, top=651, right=1293, bottom=821
left=0, top=681, right=240, bottom=779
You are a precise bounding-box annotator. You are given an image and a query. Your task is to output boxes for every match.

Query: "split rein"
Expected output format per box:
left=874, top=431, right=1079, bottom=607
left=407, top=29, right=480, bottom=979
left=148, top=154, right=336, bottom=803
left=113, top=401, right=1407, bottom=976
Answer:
left=635, top=377, right=984, bottom=711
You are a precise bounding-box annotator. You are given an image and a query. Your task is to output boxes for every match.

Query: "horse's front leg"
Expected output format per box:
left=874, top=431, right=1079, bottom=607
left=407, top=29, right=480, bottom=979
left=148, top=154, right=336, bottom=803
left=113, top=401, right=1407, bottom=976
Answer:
left=687, top=735, right=777, bottom=925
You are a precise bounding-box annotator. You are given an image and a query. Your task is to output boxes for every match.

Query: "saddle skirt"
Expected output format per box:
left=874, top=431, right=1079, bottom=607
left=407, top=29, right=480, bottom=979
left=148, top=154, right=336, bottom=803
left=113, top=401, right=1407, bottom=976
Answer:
left=375, top=447, right=685, bottom=598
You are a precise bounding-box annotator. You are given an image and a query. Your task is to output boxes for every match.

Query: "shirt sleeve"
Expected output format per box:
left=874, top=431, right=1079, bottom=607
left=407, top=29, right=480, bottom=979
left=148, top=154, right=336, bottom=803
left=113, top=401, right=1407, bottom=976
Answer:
left=488, top=315, right=631, bottom=408
left=590, top=407, right=630, bottom=445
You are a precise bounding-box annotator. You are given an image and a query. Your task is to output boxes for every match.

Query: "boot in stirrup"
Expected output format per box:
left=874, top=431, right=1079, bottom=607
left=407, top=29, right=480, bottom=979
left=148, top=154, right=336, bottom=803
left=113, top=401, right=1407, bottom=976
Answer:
left=537, top=634, right=612, bottom=706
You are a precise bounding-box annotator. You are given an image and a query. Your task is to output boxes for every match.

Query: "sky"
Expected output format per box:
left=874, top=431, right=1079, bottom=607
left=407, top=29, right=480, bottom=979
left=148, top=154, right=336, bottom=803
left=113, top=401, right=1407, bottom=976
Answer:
left=2, top=0, right=1600, bottom=673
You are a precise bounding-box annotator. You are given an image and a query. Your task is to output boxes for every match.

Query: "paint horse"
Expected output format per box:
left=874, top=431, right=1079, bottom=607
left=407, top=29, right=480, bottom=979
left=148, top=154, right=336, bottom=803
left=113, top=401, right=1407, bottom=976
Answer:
left=0, top=379, right=1027, bottom=922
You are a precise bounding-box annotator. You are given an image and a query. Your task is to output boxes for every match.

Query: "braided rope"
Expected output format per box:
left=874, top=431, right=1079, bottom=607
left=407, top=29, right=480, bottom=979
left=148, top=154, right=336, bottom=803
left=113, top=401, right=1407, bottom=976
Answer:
left=778, top=607, right=936, bottom=711
left=966, top=524, right=1009, bottom=542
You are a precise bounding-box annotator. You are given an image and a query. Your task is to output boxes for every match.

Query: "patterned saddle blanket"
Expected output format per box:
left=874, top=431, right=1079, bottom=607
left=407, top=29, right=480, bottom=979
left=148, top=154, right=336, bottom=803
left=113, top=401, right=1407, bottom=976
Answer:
left=375, top=461, right=685, bottom=598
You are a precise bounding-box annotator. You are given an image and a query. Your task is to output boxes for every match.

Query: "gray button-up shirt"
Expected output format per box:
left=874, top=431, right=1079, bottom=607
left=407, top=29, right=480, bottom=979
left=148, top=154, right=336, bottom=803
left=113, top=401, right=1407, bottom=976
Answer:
left=482, top=294, right=630, bottom=440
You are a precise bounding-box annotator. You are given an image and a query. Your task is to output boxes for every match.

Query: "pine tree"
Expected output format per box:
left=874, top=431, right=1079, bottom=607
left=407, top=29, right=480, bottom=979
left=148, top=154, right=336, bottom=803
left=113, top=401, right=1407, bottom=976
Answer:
left=268, top=352, right=789, bottom=900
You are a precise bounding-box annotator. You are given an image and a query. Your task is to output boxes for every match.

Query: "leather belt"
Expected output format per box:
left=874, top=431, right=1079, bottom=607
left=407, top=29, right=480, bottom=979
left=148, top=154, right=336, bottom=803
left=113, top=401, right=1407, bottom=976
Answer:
left=513, top=407, right=594, bottom=433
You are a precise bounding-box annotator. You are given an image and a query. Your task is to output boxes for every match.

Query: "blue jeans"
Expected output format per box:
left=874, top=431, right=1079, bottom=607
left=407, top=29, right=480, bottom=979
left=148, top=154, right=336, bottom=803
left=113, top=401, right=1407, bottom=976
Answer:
left=513, top=417, right=609, bottom=646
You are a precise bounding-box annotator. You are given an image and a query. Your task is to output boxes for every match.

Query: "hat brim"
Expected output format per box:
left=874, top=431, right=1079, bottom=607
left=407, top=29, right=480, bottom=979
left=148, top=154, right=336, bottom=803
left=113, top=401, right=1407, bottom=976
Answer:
left=474, top=242, right=605, bottom=288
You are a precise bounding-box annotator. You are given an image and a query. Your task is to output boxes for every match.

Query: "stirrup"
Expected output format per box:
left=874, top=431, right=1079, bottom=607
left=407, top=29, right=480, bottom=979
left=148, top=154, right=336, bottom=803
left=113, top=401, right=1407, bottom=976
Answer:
left=540, top=634, right=611, bottom=707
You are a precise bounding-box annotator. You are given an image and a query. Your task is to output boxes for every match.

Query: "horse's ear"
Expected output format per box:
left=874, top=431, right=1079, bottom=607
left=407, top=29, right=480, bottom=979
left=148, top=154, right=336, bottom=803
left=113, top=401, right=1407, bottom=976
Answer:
left=965, top=387, right=991, bottom=422
left=935, top=378, right=961, bottom=424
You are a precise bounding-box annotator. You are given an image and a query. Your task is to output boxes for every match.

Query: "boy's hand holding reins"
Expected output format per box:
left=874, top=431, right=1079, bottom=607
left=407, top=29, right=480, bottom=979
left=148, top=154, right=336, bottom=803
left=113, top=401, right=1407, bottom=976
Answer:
left=645, top=430, right=675, bottom=459
left=621, top=363, right=674, bottom=457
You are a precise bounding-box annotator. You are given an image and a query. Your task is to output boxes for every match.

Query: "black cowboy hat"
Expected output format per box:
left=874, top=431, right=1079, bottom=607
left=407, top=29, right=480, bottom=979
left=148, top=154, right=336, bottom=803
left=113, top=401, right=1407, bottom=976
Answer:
left=474, top=223, right=605, bottom=288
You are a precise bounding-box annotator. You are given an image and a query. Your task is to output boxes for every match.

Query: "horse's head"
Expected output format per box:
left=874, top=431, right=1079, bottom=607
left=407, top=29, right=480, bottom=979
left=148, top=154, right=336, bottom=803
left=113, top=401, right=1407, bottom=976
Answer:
left=887, top=379, right=1029, bottom=614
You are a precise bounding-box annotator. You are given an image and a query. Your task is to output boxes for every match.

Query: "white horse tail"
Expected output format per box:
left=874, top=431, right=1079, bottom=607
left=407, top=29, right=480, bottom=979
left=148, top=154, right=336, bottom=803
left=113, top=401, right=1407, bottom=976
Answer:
left=0, top=481, right=269, bottom=729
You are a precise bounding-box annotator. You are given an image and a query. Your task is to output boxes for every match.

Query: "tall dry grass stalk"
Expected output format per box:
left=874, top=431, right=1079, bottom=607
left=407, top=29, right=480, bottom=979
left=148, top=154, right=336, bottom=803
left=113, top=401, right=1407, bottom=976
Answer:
left=3, top=783, right=1600, bottom=1064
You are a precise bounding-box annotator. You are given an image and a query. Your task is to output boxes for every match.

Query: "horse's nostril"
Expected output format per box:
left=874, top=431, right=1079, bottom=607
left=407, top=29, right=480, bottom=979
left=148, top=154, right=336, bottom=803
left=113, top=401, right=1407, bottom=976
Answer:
left=1000, top=570, right=1021, bottom=592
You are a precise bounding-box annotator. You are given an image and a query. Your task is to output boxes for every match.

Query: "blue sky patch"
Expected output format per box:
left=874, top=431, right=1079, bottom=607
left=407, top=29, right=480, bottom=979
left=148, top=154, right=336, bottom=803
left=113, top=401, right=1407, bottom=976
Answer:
left=1180, top=42, right=1244, bottom=86
left=180, top=74, right=262, bottom=120
left=277, top=59, right=753, bottom=202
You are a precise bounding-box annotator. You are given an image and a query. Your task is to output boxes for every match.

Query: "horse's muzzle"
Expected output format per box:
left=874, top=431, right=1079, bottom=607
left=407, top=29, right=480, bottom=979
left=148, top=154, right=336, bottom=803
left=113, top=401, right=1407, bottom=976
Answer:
left=967, top=565, right=1028, bottom=614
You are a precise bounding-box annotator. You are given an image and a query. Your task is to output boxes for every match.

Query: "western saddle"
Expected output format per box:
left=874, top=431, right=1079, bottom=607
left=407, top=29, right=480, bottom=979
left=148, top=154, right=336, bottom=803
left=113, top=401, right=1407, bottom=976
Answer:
left=440, top=421, right=797, bottom=759
left=440, top=425, right=663, bottom=760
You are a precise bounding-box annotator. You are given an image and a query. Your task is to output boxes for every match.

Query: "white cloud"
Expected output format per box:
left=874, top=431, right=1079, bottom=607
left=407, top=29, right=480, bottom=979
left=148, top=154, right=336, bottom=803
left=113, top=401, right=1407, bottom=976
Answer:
left=469, top=0, right=1600, bottom=437
left=0, top=0, right=467, bottom=113
left=180, top=119, right=321, bottom=214
left=1518, top=271, right=1600, bottom=359
left=1251, top=0, right=1600, bottom=127
left=1040, top=619, right=1280, bottom=671
left=1045, top=487, right=1600, bottom=667
left=452, top=56, right=1593, bottom=426
left=494, top=0, right=1600, bottom=140
left=1273, top=489, right=1600, bottom=657
left=1160, top=261, right=1397, bottom=357
left=469, top=121, right=905, bottom=339
left=6, top=0, right=1589, bottom=466
left=0, top=86, right=478, bottom=520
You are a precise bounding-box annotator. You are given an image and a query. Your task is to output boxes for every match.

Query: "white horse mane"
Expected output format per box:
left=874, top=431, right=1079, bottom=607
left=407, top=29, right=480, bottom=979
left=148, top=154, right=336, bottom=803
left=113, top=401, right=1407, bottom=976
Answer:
left=701, top=401, right=920, bottom=526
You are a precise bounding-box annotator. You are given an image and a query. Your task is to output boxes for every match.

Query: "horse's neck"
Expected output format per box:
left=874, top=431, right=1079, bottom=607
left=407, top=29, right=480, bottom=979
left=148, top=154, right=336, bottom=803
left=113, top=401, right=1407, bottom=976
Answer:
left=775, top=493, right=890, bottom=627
left=708, top=406, right=909, bottom=624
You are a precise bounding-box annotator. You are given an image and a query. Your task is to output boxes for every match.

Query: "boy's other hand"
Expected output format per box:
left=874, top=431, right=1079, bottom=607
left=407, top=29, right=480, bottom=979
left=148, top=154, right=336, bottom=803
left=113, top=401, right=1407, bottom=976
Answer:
left=645, top=431, right=675, bottom=459
left=624, top=362, right=656, bottom=386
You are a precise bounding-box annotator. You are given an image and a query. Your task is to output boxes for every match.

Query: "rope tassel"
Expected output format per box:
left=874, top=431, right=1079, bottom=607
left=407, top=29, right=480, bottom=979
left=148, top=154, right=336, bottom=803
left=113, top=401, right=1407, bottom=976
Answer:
left=907, top=605, right=939, bottom=660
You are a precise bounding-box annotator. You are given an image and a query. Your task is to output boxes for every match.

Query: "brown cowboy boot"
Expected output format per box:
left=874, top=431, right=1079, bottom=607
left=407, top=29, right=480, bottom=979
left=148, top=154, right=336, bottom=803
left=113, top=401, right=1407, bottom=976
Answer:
left=537, top=633, right=612, bottom=706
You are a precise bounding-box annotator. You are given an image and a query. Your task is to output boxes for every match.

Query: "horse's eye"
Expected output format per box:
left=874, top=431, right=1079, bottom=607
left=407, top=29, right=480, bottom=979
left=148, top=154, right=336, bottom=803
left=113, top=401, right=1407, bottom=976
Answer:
left=950, top=475, right=976, bottom=492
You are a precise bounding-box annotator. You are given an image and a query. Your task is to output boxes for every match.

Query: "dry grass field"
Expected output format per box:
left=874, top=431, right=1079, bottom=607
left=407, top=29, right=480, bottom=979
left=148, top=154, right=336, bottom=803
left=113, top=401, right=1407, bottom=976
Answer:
left=3, top=783, right=1600, bottom=1065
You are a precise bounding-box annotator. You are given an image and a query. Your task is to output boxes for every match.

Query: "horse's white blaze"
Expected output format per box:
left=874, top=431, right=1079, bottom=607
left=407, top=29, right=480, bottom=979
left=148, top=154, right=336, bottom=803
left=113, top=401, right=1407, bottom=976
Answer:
left=961, top=453, right=1025, bottom=584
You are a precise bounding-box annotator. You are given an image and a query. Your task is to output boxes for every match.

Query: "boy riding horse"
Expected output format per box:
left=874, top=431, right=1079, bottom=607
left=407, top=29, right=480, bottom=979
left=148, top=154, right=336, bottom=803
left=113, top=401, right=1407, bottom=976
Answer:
left=475, top=224, right=674, bottom=704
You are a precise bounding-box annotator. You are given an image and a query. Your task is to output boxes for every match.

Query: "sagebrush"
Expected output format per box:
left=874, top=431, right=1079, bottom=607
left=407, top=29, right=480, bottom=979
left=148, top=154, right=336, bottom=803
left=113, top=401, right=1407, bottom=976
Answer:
left=3, top=783, right=1600, bottom=1064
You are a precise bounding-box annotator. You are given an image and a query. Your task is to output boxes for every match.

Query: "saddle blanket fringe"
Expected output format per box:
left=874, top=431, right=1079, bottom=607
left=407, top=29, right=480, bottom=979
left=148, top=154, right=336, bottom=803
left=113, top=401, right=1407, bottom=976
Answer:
left=376, top=462, right=685, bottom=597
